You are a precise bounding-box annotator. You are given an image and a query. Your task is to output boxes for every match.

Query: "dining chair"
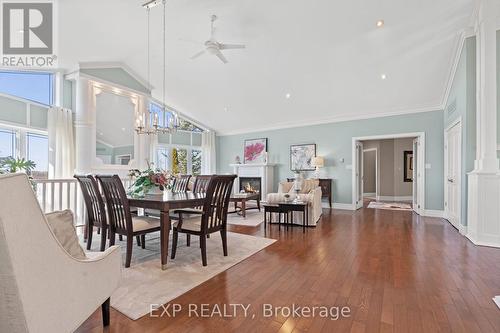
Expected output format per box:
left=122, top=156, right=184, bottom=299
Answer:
left=75, top=174, right=108, bottom=251
left=193, top=175, right=212, bottom=193
left=173, top=175, right=213, bottom=247
left=172, top=174, right=191, bottom=192
left=96, top=175, right=161, bottom=268
left=171, top=175, right=236, bottom=266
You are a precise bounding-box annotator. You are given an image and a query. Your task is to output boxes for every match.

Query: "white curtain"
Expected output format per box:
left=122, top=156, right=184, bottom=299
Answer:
left=201, top=131, right=216, bottom=174
left=48, top=107, right=75, bottom=179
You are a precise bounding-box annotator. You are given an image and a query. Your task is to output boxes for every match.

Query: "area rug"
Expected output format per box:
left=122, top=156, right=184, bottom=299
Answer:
left=83, top=232, right=275, bottom=320
left=367, top=201, right=413, bottom=211
left=227, top=210, right=265, bottom=226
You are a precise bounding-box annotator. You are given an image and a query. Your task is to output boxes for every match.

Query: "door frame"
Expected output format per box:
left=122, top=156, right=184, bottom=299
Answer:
left=362, top=148, right=378, bottom=198
left=412, top=138, right=419, bottom=213
left=352, top=132, right=425, bottom=214
left=355, top=142, right=364, bottom=209
left=444, top=117, right=462, bottom=228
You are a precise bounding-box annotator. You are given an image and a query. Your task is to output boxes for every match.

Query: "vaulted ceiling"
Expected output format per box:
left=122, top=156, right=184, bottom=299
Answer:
left=58, top=0, right=475, bottom=134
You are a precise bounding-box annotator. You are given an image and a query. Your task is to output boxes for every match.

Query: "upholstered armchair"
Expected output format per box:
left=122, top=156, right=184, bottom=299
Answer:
left=266, top=179, right=323, bottom=226
left=0, top=173, right=121, bottom=333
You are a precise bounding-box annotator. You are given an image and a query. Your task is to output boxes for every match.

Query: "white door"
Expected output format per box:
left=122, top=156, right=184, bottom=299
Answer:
left=445, top=121, right=461, bottom=228
left=412, top=138, right=419, bottom=213
left=355, top=142, right=364, bottom=209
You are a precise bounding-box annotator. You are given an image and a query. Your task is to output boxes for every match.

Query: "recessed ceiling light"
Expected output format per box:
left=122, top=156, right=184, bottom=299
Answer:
left=121, top=127, right=126, bottom=131
left=376, top=20, right=384, bottom=28
left=224, top=107, right=228, bottom=112
left=285, top=93, right=291, bottom=99
left=381, top=74, right=387, bottom=80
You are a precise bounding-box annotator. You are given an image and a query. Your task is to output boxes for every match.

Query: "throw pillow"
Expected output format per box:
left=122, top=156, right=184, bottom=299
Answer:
left=45, top=210, right=87, bottom=260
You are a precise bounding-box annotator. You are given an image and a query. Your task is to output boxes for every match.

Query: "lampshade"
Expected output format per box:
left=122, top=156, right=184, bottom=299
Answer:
left=311, top=156, right=324, bottom=168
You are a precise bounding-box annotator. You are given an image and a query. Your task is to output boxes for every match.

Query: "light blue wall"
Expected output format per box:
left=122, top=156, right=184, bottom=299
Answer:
left=80, top=68, right=150, bottom=94
left=444, top=37, right=476, bottom=227
left=217, top=110, right=444, bottom=210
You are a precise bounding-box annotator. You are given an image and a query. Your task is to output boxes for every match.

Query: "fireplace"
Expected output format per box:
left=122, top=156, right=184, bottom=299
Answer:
left=239, top=177, right=262, bottom=199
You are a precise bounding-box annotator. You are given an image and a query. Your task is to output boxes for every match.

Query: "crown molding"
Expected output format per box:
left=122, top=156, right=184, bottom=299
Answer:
left=216, top=106, right=443, bottom=136
left=440, top=31, right=466, bottom=109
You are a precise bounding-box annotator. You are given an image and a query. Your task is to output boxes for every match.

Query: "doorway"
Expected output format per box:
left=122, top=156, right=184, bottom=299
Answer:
left=352, top=133, right=425, bottom=214
left=444, top=119, right=462, bottom=229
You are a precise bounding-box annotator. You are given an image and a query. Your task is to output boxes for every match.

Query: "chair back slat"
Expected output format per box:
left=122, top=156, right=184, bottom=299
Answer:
left=193, top=175, right=212, bottom=194
left=201, top=175, right=236, bottom=231
left=74, top=175, right=106, bottom=228
left=172, top=174, right=191, bottom=192
left=96, top=175, right=133, bottom=234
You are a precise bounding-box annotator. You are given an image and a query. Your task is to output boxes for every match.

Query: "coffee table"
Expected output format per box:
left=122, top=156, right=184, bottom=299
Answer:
left=229, top=192, right=261, bottom=218
left=264, top=201, right=309, bottom=233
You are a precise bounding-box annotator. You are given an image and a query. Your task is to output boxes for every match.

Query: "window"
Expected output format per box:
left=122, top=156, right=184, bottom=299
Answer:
left=0, top=71, right=53, bottom=105
left=0, top=129, right=16, bottom=158
left=192, top=149, right=201, bottom=176
left=0, top=127, right=48, bottom=179
left=26, top=133, right=49, bottom=179
left=172, top=148, right=187, bottom=174
left=150, top=103, right=176, bottom=128
left=156, top=147, right=170, bottom=170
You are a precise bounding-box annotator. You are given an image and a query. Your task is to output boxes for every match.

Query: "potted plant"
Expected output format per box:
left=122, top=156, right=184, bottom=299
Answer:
left=0, top=157, right=37, bottom=190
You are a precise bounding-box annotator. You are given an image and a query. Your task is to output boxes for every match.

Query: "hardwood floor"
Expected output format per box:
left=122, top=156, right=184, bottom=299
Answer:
left=77, top=204, right=500, bottom=332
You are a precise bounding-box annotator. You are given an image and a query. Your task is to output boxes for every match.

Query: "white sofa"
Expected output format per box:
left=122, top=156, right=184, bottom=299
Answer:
left=0, top=173, right=121, bottom=333
left=266, top=179, right=323, bottom=226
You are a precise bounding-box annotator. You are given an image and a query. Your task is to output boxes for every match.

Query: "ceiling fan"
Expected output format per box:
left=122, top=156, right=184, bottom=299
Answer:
left=190, top=15, right=245, bottom=64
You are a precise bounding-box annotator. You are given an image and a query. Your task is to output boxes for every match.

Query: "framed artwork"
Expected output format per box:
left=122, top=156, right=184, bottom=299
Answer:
left=404, top=150, right=413, bottom=182
left=290, top=144, right=316, bottom=171
left=244, top=138, right=267, bottom=164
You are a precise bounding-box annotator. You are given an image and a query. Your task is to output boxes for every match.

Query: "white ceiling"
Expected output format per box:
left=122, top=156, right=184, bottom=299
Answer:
left=58, top=0, right=474, bottom=134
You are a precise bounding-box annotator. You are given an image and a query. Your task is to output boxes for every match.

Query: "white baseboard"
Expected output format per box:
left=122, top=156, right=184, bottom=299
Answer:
left=363, top=192, right=376, bottom=196
left=457, top=224, right=467, bottom=235
left=493, top=296, right=500, bottom=310
left=421, top=209, right=445, bottom=218
left=466, top=231, right=500, bottom=249
left=322, top=202, right=355, bottom=210
left=376, top=195, right=413, bottom=201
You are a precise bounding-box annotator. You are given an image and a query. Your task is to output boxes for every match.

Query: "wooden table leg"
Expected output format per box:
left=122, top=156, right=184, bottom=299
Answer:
left=160, top=210, right=171, bottom=270
left=303, top=207, right=306, bottom=233
left=241, top=200, right=246, bottom=218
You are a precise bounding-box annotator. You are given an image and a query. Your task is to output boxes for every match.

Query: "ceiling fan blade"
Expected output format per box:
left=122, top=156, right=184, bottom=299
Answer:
left=219, top=43, right=245, bottom=50
left=214, top=50, right=228, bottom=64
left=190, top=50, right=206, bottom=60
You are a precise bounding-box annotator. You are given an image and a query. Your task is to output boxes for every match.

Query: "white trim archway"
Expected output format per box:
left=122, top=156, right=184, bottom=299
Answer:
left=351, top=132, right=426, bottom=215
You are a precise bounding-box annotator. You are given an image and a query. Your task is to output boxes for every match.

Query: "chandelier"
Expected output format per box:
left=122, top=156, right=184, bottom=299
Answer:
left=136, top=0, right=179, bottom=135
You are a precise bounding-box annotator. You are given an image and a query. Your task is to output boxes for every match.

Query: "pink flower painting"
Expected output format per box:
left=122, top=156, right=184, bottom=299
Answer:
left=244, top=138, right=267, bottom=164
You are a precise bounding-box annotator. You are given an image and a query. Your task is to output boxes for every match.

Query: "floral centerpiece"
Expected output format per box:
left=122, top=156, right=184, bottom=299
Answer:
left=128, top=162, right=174, bottom=197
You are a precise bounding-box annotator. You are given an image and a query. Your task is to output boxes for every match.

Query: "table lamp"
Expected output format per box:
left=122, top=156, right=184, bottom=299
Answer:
left=311, top=156, right=324, bottom=179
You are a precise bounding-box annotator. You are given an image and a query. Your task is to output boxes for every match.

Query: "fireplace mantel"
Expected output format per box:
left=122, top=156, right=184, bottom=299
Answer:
left=230, top=163, right=276, bottom=200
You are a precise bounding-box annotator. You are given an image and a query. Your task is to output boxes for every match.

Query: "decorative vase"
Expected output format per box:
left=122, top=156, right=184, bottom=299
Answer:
left=145, top=186, right=163, bottom=196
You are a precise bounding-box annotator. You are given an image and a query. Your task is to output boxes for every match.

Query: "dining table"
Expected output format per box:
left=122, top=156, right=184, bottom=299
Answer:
left=128, top=191, right=206, bottom=270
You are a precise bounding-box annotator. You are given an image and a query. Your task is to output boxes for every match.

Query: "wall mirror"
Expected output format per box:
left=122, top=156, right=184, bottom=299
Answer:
left=95, top=90, right=136, bottom=166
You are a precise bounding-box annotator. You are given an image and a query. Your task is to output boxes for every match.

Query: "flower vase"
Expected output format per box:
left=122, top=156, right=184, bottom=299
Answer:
left=145, top=186, right=163, bottom=196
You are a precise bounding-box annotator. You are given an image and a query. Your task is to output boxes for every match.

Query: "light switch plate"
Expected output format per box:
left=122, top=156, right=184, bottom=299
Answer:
left=346, top=165, right=352, bottom=170
left=425, top=163, right=431, bottom=169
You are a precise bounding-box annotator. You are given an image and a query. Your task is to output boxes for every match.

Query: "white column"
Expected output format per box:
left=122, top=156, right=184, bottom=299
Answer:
left=53, top=71, right=64, bottom=107
left=473, top=0, right=499, bottom=172
left=467, top=0, right=500, bottom=248
left=74, top=76, right=93, bottom=174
